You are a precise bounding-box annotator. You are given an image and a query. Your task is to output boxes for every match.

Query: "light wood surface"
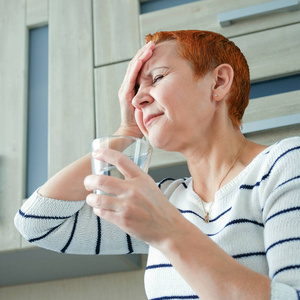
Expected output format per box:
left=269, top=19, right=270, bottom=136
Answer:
left=244, top=90, right=300, bottom=123
left=26, top=0, right=48, bottom=27
left=140, top=0, right=300, bottom=42
left=232, top=23, right=300, bottom=82
left=0, top=0, right=27, bottom=251
left=93, top=0, right=140, bottom=66
left=48, top=0, right=95, bottom=176
left=94, top=61, right=128, bottom=136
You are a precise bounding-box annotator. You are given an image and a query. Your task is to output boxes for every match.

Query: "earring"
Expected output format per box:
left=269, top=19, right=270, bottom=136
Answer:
left=214, top=94, right=218, bottom=99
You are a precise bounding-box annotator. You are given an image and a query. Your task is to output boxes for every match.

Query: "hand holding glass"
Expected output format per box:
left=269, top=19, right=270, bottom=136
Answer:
left=91, top=136, right=152, bottom=195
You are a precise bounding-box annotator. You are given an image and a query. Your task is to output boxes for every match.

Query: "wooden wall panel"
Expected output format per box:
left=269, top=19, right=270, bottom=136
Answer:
left=94, top=62, right=128, bottom=137
left=93, top=0, right=140, bottom=66
left=232, top=23, right=300, bottom=82
left=243, top=90, right=300, bottom=144
left=0, top=0, right=27, bottom=251
left=140, top=0, right=300, bottom=42
left=244, top=91, right=300, bottom=124
left=245, top=124, right=300, bottom=146
left=48, top=0, right=95, bottom=176
left=26, top=0, right=48, bottom=27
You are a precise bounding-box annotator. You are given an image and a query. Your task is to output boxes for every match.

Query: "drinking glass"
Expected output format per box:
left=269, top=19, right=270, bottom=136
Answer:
left=91, top=135, right=152, bottom=194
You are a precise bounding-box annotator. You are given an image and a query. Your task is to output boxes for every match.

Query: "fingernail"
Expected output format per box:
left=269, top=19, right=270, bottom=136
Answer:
left=92, top=151, right=100, bottom=158
left=146, top=41, right=153, bottom=47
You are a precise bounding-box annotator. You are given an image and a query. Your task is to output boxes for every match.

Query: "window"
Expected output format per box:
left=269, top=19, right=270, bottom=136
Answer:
left=140, top=0, right=199, bottom=14
left=26, top=26, right=49, bottom=198
left=250, top=74, right=300, bottom=99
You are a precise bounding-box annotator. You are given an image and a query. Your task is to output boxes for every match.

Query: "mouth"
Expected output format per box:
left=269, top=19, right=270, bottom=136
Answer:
left=144, top=113, right=164, bottom=128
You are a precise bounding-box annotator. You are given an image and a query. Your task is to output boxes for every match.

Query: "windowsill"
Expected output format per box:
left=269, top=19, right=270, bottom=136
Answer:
left=0, top=247, right=142, bottom=287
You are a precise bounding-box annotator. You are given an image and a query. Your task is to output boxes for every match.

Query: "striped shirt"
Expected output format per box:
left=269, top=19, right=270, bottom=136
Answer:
left=15, top=137, right=300, bottom=299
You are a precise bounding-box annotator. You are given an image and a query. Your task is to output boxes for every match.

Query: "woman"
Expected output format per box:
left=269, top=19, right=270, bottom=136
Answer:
left=15, top=30, right=300, bottom=299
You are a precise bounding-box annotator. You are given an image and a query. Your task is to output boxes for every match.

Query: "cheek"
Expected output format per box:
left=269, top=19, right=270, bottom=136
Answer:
left=134, top=109, right=148, bottom=136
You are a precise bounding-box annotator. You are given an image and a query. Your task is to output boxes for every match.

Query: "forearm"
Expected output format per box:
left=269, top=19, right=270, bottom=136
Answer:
left=38, top=127, right=141, bottom=202
left=38, top=128, right=141, bottom=202
left=158, top=218, right=271, bottom=300
left=38, top=153, right=91, bottom=201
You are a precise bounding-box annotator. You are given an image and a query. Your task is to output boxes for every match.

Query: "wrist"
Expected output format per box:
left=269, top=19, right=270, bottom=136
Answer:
left=154, top=214, right=198, bottom=256
left=114, top=125, right=144, bottom=139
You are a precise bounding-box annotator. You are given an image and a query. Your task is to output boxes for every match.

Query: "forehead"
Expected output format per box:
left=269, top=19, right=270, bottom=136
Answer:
left=151, top=40, right=179, bottom=60
left=140, top=40, right=180, bottom=75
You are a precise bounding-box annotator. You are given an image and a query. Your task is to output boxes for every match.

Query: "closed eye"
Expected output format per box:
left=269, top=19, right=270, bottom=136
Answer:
left=153, top=75, right=164, bottom=84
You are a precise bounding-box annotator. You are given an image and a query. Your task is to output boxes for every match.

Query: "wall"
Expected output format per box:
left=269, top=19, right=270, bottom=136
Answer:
left=0, top=0, right=148, bottom=299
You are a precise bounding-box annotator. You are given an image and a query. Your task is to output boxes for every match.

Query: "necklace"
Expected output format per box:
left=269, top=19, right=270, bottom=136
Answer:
left=200, top=138, right=247, bottom=223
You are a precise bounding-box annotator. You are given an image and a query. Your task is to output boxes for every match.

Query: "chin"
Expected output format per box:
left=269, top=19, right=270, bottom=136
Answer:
left=148, top=132, right=177, bottom=152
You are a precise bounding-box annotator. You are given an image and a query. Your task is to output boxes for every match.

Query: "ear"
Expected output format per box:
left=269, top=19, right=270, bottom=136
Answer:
left=211, top=64, right=234, bottom=102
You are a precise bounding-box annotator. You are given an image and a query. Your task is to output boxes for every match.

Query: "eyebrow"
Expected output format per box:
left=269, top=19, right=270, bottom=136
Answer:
left=144, top=66, right=169, bottom=77
left=136, top=66, right=170, bottom=89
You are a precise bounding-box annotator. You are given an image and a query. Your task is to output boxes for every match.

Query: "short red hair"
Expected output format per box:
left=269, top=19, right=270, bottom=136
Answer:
left=145, top=30, right=250, bottom=128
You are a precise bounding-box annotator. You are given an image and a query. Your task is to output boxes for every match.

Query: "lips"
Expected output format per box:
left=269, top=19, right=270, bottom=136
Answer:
left=144, top=113, right=164, bottom=128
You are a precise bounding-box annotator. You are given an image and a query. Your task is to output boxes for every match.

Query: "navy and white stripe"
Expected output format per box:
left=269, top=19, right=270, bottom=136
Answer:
left=240, top=143, right=300, bottom=190
left=14, top=137, right=300, bottom=300
left=150, top=296, right=199, bottom=299
left=95, top=216, right=101, bottom=254
left=15, top=193, right=147, bottom=256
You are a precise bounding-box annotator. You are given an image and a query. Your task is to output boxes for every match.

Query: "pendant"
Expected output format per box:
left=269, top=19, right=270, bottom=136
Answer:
left=205, top=212, right=209, bottom=223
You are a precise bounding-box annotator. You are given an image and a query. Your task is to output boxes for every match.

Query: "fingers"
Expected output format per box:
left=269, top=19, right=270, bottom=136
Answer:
left=84, top=173, right=125, bottom=195
left=86, top=191, right=125, bottom=224
left=85, top=148, right=144, bottom=196
left=128, top=41, right=155, bottom=74
left=119, top=41, right=155, bottom=100
left=117, top=42, right=155, bottom=136
left=86, top=192, right=120, bottom=213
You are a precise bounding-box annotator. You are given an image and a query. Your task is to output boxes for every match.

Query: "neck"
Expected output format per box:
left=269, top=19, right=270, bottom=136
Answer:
left=185, top=129, right=246, bottom=203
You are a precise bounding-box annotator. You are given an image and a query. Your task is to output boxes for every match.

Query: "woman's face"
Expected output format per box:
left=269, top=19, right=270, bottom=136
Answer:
left=133, top=41, right=216, bottom=152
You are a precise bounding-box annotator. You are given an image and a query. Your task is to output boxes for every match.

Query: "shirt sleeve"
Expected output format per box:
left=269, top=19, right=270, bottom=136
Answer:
left=14, top=190, right=149, bottom=255
left=260, top=138, right=300, bottom=299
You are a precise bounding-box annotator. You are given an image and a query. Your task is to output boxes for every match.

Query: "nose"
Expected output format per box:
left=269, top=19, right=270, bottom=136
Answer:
left=132, top=86, right=154, bottom=110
